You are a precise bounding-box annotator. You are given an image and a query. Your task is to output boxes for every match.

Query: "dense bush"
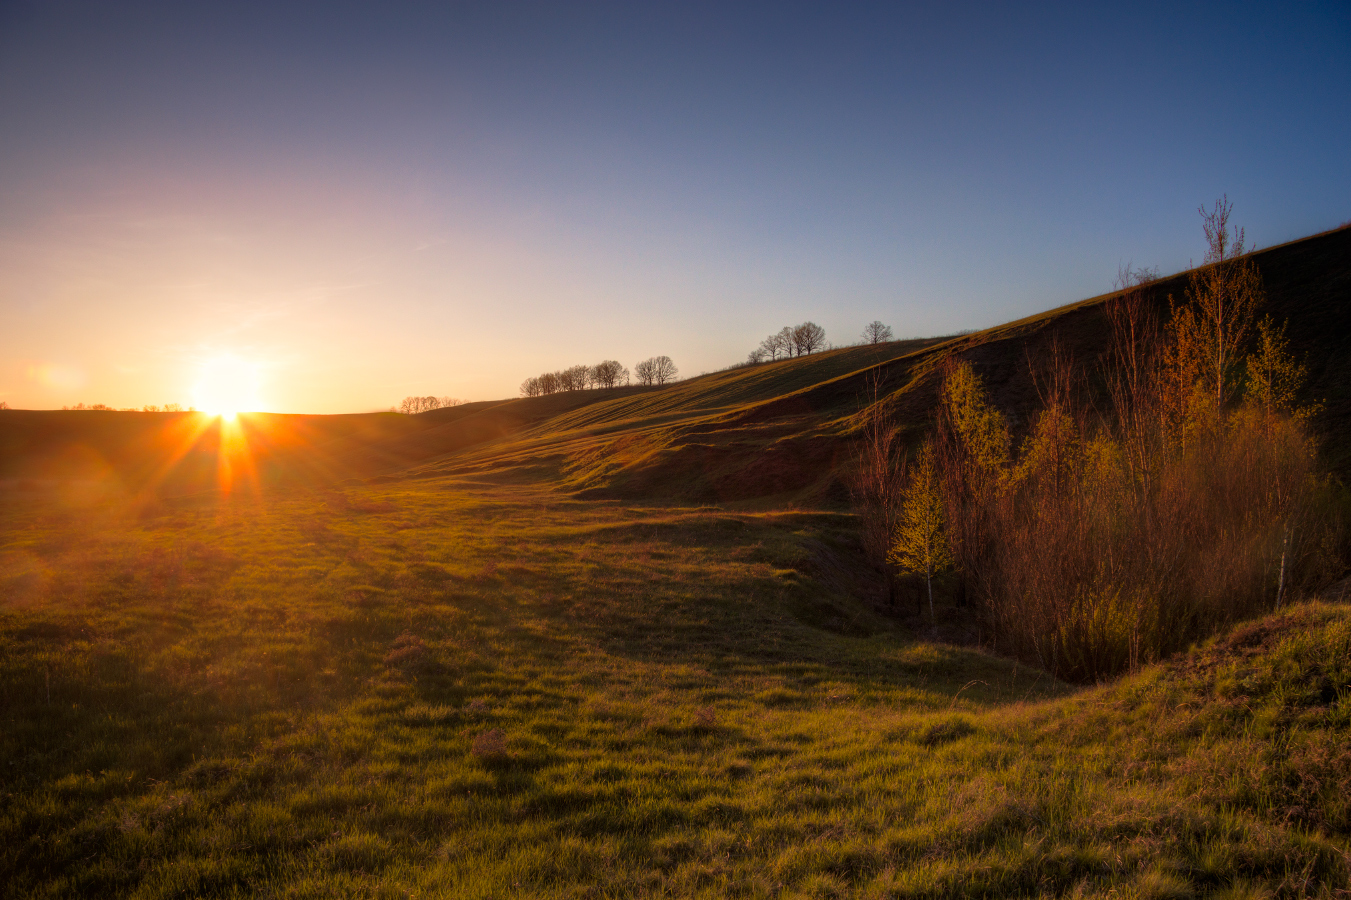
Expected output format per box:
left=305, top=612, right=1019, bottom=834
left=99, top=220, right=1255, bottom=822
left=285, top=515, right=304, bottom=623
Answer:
left=892, top=202, right=1344, bottom=681
left=925, top=303, right=1339, bottom=682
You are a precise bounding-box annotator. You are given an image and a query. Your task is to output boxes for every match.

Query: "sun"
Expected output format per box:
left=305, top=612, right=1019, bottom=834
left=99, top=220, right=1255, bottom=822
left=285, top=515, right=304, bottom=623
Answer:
left=193, top=354, right=263, bottom=418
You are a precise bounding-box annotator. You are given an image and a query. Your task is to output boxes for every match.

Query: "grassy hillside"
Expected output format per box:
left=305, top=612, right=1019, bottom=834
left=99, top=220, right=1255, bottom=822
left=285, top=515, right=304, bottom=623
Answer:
left=3, top=224, right=1351, bottom=896
left=4, top=475, right=1351, bottom=897
left=3, top=224, right=1347, bottom=504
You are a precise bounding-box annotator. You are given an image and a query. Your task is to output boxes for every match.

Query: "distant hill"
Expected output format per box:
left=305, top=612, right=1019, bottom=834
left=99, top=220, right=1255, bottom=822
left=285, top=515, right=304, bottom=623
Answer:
left=2, top=223, right=1348, bottom=503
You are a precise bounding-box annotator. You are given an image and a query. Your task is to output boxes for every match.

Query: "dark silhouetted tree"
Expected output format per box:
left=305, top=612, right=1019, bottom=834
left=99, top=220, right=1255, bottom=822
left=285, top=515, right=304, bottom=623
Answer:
left=862, top=321, right=894, bottom=344
left=591, top=360, right=628, bottom=388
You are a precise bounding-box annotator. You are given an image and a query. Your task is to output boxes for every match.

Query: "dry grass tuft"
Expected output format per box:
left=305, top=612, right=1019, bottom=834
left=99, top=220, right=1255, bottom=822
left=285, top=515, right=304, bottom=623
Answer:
left=470, top=728, right=507, bottom=761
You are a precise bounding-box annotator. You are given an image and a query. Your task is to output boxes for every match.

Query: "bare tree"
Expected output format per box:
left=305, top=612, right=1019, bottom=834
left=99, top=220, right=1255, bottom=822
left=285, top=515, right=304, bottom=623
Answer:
left=847, top=372, right=907, bottom=606
left=1185, top=196, right=1265, bottom=413
left=793, top=321, right=826, bottom=355
left=538, top=371, right=560, bottom=395
left=439, top=396, right=465, bottom=408
left=747, top=347, right=766, bottom=364
left=591, top=360, right=628, bottom=388
left=521, top=377, right=542, bottom=397
left=634, top=358, right=656, bottom=386
left=399, top=395, right=447, bottom=414
left=652, top=355, right=677, bottom=385
left=559, top=364, right=591, bottom=391
left=634, top=356, right=677, bottom=386
left=776, top=326, right=797, bottom=357
left=862, top=321, right=894, bottom=344
left=759, top=332, right=786, bottom=361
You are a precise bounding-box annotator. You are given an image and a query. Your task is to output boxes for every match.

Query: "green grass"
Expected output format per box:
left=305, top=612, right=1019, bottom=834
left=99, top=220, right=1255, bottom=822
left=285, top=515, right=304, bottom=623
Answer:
left=3, top=223, right=1349, bottom=896
left=4, top=477, right=1350, bottom=898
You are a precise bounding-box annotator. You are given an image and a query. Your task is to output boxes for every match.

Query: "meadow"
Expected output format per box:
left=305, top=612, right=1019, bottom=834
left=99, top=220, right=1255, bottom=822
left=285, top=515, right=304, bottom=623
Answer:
left=4, top=471, right=1351, bottom=898
left=4, top=223, right=1351, bottom=897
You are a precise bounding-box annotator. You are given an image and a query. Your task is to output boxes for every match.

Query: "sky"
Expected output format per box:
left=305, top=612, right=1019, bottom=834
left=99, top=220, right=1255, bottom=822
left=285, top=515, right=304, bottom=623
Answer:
left=1, top=1, right=1348, bottom=413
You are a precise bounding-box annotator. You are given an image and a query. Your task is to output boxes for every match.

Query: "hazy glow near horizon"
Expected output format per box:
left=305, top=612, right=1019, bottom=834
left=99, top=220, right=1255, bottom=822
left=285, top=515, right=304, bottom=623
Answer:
left=193, top=354, right=265, bottom=418
left=1, top=3, right=1348, bottom=413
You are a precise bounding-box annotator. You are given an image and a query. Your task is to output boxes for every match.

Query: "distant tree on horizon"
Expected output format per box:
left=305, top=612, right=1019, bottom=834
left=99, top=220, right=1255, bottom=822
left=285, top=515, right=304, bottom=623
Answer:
left=754, top=321, right=827, bottom=362
left=759, top=330, right=789, bottom=361
left=398, top=395, right=461, bottom=414
left=793, top=322, right=826, bottom=355
left=635, top=356, right=677, bottom=386
left=862, top=321, right=894, bottom=344
left=558, top=364, right=592, bottom=391
left=591, top=359, right=629, bottom=388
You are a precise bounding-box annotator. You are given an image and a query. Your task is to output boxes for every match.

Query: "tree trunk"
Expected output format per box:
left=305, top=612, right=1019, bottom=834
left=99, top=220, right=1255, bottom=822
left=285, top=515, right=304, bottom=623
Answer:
left=926, top=565, right=936, bottom=626
left=1276, top=526, right=1289, bottom=610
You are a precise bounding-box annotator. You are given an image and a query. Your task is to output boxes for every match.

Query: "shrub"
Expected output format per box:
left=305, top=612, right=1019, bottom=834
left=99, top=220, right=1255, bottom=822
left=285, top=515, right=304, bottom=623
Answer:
left=927, top=246, right=1340, bottom=681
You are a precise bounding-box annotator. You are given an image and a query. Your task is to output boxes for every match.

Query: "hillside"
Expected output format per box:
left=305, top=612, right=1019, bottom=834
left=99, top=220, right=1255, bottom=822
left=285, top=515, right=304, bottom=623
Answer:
left=3, top=224, right=1347, bottom=504
left=4, top=465, right=1351, bottom=896
left=4, top=224, right=1351, bottom=896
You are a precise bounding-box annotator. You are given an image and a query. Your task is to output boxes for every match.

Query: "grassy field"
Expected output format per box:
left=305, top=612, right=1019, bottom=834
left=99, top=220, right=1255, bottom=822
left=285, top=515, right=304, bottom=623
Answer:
left=3, top=224, right=1351, bottom=896
left=4, top=472, right=1351, bottom=898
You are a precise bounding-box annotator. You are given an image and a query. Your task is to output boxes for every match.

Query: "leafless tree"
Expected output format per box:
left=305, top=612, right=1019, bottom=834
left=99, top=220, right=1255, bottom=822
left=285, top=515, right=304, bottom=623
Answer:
left=439, top=396, right=465, bottom=408
left=1187, top=195, right=1265, bottom=413
left=591, top=359, right=628, bottom=388
left=635, top=356, right=678, bottom=386
left=558, top=364, right=591, bottom=391
left=652, top=355, right=677, bottom=385
left=862, top=321, right=894, bottom=344
left=538, top=371, right=560, bottom=395
left=399, top=395, right=446, bottom=414
left=747, top=347, right=766, bottom=364
left=521, top=377, right=542, bottom=397
left=793, top=321, right=826, bottom=355
left=759, top=332, right=787, bottom=360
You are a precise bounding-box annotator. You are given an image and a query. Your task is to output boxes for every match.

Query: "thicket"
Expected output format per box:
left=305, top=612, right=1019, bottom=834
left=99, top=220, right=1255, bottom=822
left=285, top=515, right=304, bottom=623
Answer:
left=879, top=200, right=1345, bottom=681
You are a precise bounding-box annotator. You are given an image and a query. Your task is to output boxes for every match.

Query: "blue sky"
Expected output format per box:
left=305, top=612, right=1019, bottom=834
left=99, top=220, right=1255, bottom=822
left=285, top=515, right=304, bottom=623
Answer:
left=2, top=1, right=1348, bottom=411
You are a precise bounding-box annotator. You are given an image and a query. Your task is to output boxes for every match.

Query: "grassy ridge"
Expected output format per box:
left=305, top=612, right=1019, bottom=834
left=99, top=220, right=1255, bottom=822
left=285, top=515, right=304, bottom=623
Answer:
left=4, top=478, right=1350, bottom=897
left=1, top=226, right=1346, bottom=503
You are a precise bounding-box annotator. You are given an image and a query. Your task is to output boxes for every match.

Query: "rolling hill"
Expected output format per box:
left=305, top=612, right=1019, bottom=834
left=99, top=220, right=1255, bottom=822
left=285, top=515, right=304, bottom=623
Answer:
left=2, top=223, right=1350, bottom=897
left=3, top=223, right=1348, bottom=503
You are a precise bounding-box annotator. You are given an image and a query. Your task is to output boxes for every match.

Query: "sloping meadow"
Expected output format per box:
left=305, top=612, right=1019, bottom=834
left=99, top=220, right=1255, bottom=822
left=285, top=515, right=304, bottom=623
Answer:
left=4, top=480, right=1350, bottom=897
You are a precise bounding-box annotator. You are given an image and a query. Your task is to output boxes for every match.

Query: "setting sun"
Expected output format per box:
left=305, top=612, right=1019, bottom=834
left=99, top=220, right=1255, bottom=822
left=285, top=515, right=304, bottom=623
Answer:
left=192, top=354, right=263, bottom=417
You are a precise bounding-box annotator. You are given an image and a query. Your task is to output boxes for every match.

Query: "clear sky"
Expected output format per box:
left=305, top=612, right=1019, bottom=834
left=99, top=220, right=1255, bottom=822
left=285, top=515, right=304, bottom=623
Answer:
left=2, top=1, right=1348, bottom=413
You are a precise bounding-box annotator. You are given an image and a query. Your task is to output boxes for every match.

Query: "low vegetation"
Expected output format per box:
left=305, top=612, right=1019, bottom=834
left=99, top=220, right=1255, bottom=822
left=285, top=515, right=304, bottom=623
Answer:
left=3, top=214, right=1350, bottom=896
left=4, top=478, right=1351, bottom=897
